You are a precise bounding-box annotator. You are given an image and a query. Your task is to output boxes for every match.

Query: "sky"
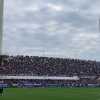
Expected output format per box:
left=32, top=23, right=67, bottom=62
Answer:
left=2, top=0, right=100, bottom=60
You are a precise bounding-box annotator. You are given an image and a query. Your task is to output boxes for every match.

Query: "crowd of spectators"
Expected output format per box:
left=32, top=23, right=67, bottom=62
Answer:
left=0, top=55, right=100, bottom=76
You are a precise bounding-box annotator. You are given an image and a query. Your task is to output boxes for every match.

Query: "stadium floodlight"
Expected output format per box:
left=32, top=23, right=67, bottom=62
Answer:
left=0, top=0, right=4, bottom=55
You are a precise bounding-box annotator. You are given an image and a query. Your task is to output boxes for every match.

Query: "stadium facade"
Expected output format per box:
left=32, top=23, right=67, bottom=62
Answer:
left=0, top=0, right=4, bottom=55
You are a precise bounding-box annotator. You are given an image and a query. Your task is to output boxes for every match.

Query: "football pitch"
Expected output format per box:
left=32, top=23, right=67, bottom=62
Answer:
left=0, top=88, right=100, bottom=100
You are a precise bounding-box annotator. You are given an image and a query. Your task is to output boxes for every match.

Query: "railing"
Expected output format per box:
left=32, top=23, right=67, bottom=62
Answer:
left=0, top=75, right=79, bottom=80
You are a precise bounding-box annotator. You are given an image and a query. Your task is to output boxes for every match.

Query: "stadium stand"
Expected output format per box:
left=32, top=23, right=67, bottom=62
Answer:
left=0, top=55, right=100, bottom=87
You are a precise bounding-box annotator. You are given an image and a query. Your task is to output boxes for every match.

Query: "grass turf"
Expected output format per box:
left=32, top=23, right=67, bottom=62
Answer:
left=0, top=88, right=100, bottom=100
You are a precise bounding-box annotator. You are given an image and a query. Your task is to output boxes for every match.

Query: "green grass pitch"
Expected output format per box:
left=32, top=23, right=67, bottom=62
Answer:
left=0, top=88, right=100, bottom=100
